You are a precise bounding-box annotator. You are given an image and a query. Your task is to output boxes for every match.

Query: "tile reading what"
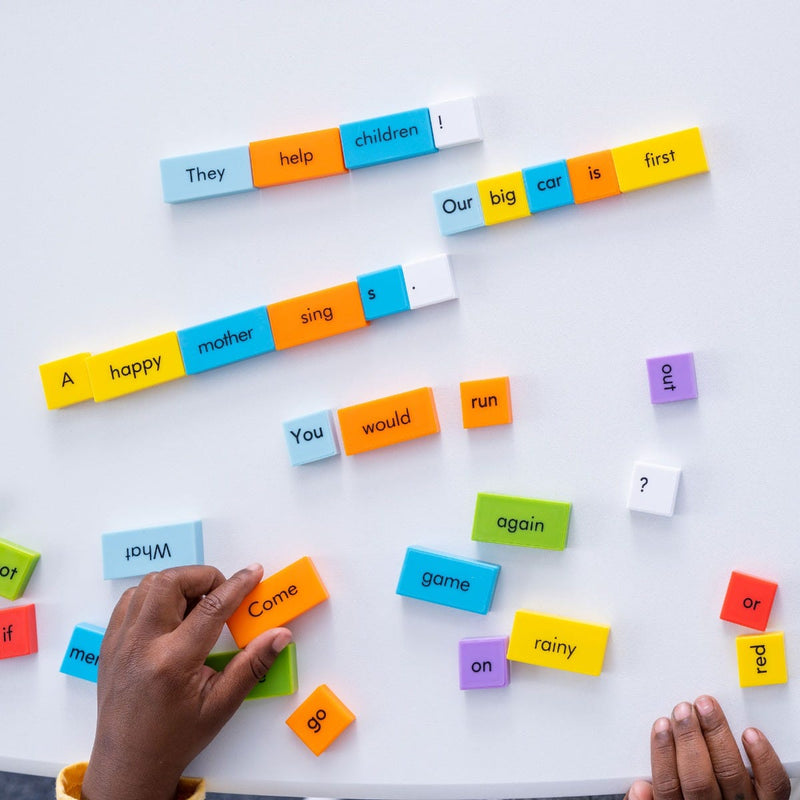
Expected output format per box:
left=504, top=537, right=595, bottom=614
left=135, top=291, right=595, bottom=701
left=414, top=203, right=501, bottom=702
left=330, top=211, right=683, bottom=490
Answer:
left=286, top=684, right=356, bottom=756
left=720, top=571, right=778, bottom=631
left=460, top=377, right=512, bottom=428
left=0, top=604, right=38, bottom=660
left=283, top=410, right=340, bottom=466
left=160, top=146, right=256, bottom=204
left=0, top=538, right=40, bottom=601
left=472, top=493, right=570, bottom=550
left=206, top=642, right=298, bottom=699
left=60, top=623, right=104, bottom=681
left=736, top=632, right=787, bottom=687
left=249, top=128, right=347, bottom=188
left=39, top=352, right=93, bottom=409
left=627, top=461, right=681, bottom=517
left=646, top=352, right=698, bottom=403
left=459, top=636, right=510, bottom=689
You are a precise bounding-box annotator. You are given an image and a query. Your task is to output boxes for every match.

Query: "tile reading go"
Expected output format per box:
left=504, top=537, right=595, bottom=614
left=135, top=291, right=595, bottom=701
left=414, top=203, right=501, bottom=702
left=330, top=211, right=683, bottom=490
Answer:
left=736, top=632, right=787, bottom=687
left=60, top=623, right=104, bottom=681
left=337, top=387, right=439, bottom=456
left=0, top=538, right=41, bottom=601
left=227, top=557, right=329, bottom=648
left=472, top=493, right=570, bottom=550
left=0, top=604, right=38, bottom=660
left=286, top=684, right=356, bottom=756
left=396, top=546, right=500, bottom=614
left=507, top=610, right=610, bottom=676
left=206, top=642, right=298, bottom=700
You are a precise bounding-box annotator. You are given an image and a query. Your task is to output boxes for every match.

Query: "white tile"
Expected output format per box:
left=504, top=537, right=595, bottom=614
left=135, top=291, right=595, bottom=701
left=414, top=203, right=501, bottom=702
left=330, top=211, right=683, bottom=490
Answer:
left=627, top=461, right=681, bottom=516
left=402, top=254, right=457, bottom=309
left=429, top=97, right=483, bottom=149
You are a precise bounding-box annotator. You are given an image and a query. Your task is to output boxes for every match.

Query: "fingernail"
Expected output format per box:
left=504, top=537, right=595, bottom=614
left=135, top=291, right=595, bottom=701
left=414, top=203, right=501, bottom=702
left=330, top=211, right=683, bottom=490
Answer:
left=271, top=629, right=292, bottom=654
left=694, top=695, right=714, bottom=717
left=743, top=727, right=761, bottom=745
left=673, top=702, right=692, bottom=721
left=653, top=717, right=670, bottom=736
left=245, top=563, right=262, bottom=573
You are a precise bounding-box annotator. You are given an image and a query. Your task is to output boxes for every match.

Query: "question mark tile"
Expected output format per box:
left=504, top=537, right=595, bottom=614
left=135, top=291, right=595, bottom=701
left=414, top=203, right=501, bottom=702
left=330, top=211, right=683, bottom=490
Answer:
left=428, top=97, right=482, bottom=149
left=627, top=461, right=681, bottom=516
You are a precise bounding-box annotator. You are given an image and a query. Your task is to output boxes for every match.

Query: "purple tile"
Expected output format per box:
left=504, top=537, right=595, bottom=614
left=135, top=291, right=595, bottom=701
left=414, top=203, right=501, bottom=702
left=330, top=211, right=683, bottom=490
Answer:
left=646, top=352, right=698, bottom=404
left=459, top=636, right=510, bottom=689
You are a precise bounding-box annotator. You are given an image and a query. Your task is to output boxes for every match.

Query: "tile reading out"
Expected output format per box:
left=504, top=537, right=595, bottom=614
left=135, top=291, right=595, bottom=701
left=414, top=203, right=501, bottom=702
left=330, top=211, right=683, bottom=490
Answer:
left=627, top=462, right=681, bottom=517
left=472, top=493, right=570, bottom=550
left=0, top=604, right=38, bottom=660
left=0, top=538, right=41, bottom=601
left=736, top=632, right=787, bottom=687
left=646, top=352, right=698, bottom=403
left=160, top=146, right=256, bottom=204
left=459, top=636, right=510, bottom=689
left=286, top=684, right=356, bottom=756
left=60, top=623, right=104, bottom=681
left=460, top=377, right=512, bottom=428
left=720, top=571, right=778, bottom=631
left=283, top=410, right=340, bottom=466
left=206, top=642, right=298, bottom=699
left=39, top=353, right=93, bottom=409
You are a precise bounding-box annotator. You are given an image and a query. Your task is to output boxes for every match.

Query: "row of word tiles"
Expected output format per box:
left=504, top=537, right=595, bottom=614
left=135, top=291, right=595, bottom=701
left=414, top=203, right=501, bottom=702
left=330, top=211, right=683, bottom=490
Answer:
left=721, top=571, right=778, bottom=631
left=284, top=410, right=340, bottom=466
left=60, top=623, right=104, bottom=682
left=0, top=604, right=37, bottom=660
left=396, top=546, right=500, bottom=614
left=286, top=684, right=356, bottom=756
left=206, top=643, right=298, bottom=700
left=627, top=462, right=681, bottom=516
left=0, top=538, right=40, bottom=600
left=434, top=127, right=707, bottom=234
left=736, top=632, right=787, bottom=687
left=507, top=610, right=610, bottom=676
left=227, top=556, right=329, bottom=648
left=647, top=352, right=698, bottom=404
left=102, top=521, right=204, bottom=580
left=460, top=376, right=512, bottom=428
left=472, top=493, right=571, bottom=550
left=459, top=636, right=510, bottom=690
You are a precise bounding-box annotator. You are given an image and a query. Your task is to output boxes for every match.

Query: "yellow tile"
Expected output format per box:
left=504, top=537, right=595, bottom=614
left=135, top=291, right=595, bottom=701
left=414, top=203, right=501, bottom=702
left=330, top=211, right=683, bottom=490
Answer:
left=507, top=609, right=610, bottom=676
left=86, top=333, right=186, bottom=402
left=736, top=631, right=787, bottom=687
left=611, top=128, right=708, bottom=193
left=477, top=172, right=530, bottom=225
left=460, top=376, right=512, bottom=428
left=39, top=353, right=93, bottom=409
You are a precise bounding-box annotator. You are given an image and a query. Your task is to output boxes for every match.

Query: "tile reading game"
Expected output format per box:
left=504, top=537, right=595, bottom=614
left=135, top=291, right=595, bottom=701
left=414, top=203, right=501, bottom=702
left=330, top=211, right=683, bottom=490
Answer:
left=472, top=493, right=571, bottom=550
left=286, top=684, right=356, bottom=756
left=0, top=538, right=40, bottom=600
left=646, top=352, right=698, bottom=403
left=460, top=377, right=512, bottom=428
left=736, top=632, right=787, bottom=687
left=206, top=643, right=298, bottom=700
left=627, top=462, right=681, bottom=517
left=60, top=623, right=105, bottom=682
left=720, top=571, right=778, bottom=631
left=396, top=546, right=500, bottom=614
left=459, top=636, right=510, bottom=689
left=101, top=521, right=204, bottom=580
left=0, top=604, right=38, bottom=660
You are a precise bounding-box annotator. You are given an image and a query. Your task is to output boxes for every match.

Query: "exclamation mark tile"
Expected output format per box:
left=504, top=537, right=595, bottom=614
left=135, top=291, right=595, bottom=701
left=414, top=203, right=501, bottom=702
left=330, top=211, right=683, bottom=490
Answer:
left=428, top=98, right=483, bottom=149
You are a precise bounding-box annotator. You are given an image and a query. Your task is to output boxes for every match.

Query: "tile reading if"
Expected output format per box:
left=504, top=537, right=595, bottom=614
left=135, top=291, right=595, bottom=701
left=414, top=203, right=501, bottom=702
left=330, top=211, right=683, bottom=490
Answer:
left=627, top=461, right=681, bottom=517
left=396, top=546, right=500, bottom=614
left=477, top=172, right=530, bottom=226
left=177, top=307, right=275, bottom=374
left=267, top=283, right=368, bottom=350
left=160, top=146, right=256, bottom=204
left=460, top=377, right=512, bottom=428
left=566, top=150, right=620, bottom=204
left=206, top=642, right=298, bottom=699
left=337, top=387, right=439, bottom=456
left=0, top=538, right=40, bottom=601
left=0, top=604, right=38, bottom=660
left=356, top=265, right=409, bottom=321
left=522, top=160, right=575, bottom=213
left=286, top=684, right=356, bottom=756
left=736, top=632, right=787, bottom=687
left=428, top=97, right=482, bottom=150
left=507, top=610, right=610, bottom=676
left=720, top=571, right=778, bottom=631
left=86, top=332, right=186, bottom=402
left=472, top=493, right=570, bottom=550
left=401, top=254, right=457, bottom=309
left=459, top=636, right=510, bottom=689
left=283, top=410, right=340, bottom=466
left=102, top=521, right=204, bottom=580
left=646, top=352, right=698, bottom=403
left=227, top=556, right=329, bottom=648
left=249, top=128, right=347, bottom=188
left=60, top=623, right=104, bottom=681
left=611, top=128, right=708, bottom=193
left=433, top=182, right=485, bottom=235
left=39, top=353, right=93, bottom=409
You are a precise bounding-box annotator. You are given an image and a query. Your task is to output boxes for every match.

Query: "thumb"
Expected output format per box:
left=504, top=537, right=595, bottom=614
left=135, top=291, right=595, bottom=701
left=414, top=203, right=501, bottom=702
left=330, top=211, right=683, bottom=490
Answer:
left=625, top=781, right=654, bottom=800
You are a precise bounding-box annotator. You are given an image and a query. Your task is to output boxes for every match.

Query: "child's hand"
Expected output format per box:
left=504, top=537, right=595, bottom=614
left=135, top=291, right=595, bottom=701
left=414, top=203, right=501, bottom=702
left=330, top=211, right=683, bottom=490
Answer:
left=626, top=696, right=790, bottom=800
left=81, top=564, right=292, bottom=800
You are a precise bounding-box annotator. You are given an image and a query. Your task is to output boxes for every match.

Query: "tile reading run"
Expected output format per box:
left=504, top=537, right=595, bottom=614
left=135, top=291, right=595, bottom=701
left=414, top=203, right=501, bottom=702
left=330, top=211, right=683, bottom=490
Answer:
left=472, top=492, right=571, bottom=550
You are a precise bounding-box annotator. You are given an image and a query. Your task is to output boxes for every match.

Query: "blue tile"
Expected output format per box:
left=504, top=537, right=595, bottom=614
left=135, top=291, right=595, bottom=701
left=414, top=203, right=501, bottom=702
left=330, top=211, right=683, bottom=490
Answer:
left=396, top=547, right=500, bottom=614
left=356, top=266, right=410, bottom=320
left=522, top=160, right=575, bottom=212
left=160, top=145, right=256, bottom=203
left=102, top=521, right=204, bottom=580
left=283, top=410, right=340, bottom=466
left=177, top=307, right=275, bottom=375
left=339, top=108, right=437, bottom=169
left=433, top=183, right=485, bottom=235
left=60, top=623, right=105, bottom=682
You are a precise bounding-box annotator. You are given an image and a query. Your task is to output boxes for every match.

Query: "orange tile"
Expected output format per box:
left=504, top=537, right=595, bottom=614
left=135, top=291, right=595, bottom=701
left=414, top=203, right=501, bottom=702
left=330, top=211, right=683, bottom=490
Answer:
left=267, top=283, right=368, bottom=350
left=337, top=387, right=439, bottom=455
left=249, top=128, right=347, bottom=187
left=460, top=377, right=512, bottom=428
left=566, top=150, right=620, bottom=204
left=227, top=556, right=329, bottom=648
left=286, top=684, right=355, bottom=756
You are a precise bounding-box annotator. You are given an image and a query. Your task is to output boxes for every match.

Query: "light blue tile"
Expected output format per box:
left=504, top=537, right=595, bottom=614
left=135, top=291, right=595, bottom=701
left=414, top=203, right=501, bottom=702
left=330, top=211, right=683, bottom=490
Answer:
left=60, top=623, right=105, bottom=682
left=160, top=145, right=255, bottom=203
left=177, top=307, right=275, bottom=375
left=339, top=108, right=437, bottom=169
left=433, top=183, right=485, bottom=235
left=396, top=547, right=500, bottom=614
left=522, top=160, right=574, bottom=212
left=102, top=521, right=204, bottom=580
left=356, top=266, right=409, bottom=320
left=283, top=410, right=340, bottom=466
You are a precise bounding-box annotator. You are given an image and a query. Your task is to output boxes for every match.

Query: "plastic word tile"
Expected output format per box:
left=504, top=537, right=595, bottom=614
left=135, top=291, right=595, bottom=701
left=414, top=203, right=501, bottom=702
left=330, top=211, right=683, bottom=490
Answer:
left=39, top=352, right=93, bottom=409
left=720, top=571, right=778, bottom=631
left=337, top=387, right=440, bottom=456
left=102, top=521, right=204, bottom=580
left=460, top=377, right=512, bottom=428
left=459, top=636, right=510, bottom=689
left=0, top=604, right=38, bottom=660
left=286, top=684, right=356, bottom=756
left=646, top=352, right=698, bottom=403
left=434, top=127, right=708, bottom=235
left=60, top=623, right=104, bottom=681
left=205, top=642, right=298, bottom=700
left=0, top=538, right=40, bottom=600
left=396, top=546, right=500, bottom=614
left=177, top=307, right=275, bottom=375
left=356, top=265, right=409, bottom=321
left=160, top=146, right=256, bottom=204
left=86, top=332, right=186, bottom=402
left=428, top=97, right=482, bottom=150
left=249, top=128, right=347, bottom=188
left=401, top=254, right=457, bottom=309
left=472, top=493, right=571, bottom=550
left=227, top=556, right=329, bottom=648
left=736, top=632, right=787, bottom=687
left=627, top=461, right=681, bottom=516
left=283, top=410, right=340, bottom=466
left=507, top=610, right=610, bottom=676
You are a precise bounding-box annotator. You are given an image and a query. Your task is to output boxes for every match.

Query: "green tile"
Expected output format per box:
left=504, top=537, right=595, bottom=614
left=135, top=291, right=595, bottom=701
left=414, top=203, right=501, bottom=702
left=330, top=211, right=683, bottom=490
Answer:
left=472, top=493, right=571, bottom=550
left=0, top=538, right=40, bottom=600
left=206, top=642, right=297, bottom=699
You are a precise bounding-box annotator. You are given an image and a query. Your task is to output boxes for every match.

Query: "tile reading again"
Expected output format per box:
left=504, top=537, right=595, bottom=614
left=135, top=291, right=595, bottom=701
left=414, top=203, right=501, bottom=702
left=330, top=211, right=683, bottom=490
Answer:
left=472, top=493, right=570, bottom=550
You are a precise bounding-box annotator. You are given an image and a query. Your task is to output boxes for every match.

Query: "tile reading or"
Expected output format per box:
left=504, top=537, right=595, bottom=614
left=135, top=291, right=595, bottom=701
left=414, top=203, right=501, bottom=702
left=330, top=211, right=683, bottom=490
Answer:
left=720, top=571, right=778, bottom=631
